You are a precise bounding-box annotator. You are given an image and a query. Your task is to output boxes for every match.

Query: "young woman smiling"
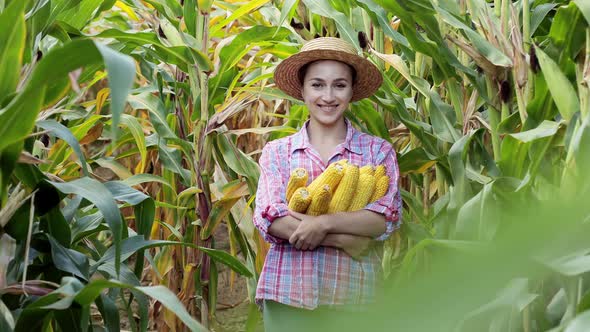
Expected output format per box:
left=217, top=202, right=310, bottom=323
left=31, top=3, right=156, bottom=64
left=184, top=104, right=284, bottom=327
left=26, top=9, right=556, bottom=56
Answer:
left=253, top=37, right=402, bottom=331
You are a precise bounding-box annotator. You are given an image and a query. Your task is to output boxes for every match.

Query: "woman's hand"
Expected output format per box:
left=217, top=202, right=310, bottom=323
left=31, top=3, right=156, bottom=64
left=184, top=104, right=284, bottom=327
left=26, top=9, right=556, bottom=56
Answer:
left=338, top=234, right=372, bottom=259
left=288, top=211, right=329, bottom=250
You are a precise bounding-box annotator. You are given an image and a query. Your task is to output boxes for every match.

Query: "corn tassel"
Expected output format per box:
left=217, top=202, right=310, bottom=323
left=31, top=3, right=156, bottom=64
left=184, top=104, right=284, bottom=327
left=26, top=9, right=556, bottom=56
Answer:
left=306, top=184, right=332, bottom=216
left=348, top=173, right=377, bottom=211
left=307, top=162, right=345, bottom=196
left=370, top=175, right=390, bottom=203
left=286, top=168, right=308, bottom=202
left=288, top=188, right=312, bottom=213
left=328, top=164, right=359, bottom=213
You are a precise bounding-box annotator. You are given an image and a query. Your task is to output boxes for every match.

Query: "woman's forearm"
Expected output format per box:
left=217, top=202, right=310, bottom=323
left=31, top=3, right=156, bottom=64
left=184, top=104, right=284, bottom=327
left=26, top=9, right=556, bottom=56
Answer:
left=318, top=210, right=387, bottom=238
left=267, top=215, right=300, bottom=240
left=268, top=215, right=367, bottom=250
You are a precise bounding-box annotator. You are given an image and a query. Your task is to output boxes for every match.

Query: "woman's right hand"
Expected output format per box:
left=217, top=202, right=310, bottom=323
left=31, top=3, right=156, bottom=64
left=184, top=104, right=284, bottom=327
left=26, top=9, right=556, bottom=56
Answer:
left=339, top=234, right=372, bottom=259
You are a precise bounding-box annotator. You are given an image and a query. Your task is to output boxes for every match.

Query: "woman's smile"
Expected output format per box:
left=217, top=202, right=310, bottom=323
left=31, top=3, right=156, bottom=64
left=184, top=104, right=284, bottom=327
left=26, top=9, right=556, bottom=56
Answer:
left=301, top=60, right=354, bottom=127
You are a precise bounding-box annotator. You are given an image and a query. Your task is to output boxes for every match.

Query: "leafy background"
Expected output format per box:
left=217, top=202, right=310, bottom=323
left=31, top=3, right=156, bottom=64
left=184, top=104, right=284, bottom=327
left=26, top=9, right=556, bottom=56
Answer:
left=0, top=0, right=589, bottom=331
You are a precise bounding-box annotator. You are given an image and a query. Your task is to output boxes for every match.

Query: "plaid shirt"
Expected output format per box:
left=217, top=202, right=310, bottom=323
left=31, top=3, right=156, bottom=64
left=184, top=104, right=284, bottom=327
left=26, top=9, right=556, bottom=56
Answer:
left=254, top=119, right=402, bottom=309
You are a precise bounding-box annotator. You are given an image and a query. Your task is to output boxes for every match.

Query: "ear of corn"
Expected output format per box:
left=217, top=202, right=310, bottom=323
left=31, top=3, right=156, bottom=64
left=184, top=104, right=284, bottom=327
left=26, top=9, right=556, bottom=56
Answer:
left=328, top=164, right=359, bottom=213
left=348, top=173, right=377, bottom=211
left=307, top=162, right=345, bottom=196
left=286, top=168, right=308, bottom=202
left=306, top=184, right=332, bottom=216
left=374, top=164, right=386, bottom=181
left=370, top=175, right=390, bottom=203
left=359, top=164, right=375, bottom=176
left=288, top=187, right=312, bottom=213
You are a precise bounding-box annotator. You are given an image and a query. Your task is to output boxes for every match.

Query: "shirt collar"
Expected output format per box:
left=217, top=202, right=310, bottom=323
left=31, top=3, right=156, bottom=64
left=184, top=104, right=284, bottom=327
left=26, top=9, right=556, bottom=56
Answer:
left=290, top=118, right=363, bottom=155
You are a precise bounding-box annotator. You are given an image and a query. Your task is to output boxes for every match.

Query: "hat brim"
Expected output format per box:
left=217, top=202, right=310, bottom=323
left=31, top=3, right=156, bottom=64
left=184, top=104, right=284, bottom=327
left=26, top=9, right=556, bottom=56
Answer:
left=274, top=49, right=383, bottom=102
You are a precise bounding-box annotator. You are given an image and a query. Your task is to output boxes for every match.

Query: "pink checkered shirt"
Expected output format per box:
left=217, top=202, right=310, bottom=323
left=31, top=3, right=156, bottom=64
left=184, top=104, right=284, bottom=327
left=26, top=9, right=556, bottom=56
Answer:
left=253, top=119, right=402, bottom=309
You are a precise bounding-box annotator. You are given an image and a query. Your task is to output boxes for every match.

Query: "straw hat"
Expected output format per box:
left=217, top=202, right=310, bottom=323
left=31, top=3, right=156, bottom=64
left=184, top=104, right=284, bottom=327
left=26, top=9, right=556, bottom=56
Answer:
left=274, top=37, right=383, bottom=102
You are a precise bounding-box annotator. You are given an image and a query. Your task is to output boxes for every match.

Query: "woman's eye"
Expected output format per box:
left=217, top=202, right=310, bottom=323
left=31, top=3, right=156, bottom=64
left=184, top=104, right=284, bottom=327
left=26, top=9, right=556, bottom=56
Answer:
left=311, top=83, right=322, bottom=88
left=335, top=84, right=347, bottom=88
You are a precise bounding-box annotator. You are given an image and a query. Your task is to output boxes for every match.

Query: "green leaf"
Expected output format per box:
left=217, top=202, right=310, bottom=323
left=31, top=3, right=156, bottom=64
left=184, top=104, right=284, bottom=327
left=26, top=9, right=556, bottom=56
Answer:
left=209, top=259, right=218, bottom=316
left=37, top=120, right=90, bottom=177
left=210, top=0, right=272, bottom=36
left=198, top=247, right=253, bottom=277
left=351, top=101, right=392, bottom=142
left=48, top=235, right=90, bottom=280
left=215, top=133, right=260, bottom=191
left=0, top=141, right=23, bottom=198
left=573, top=0, right=590, bottom=25
left=200, top=181, right=247, bottom=240
left=0, top=0, right=26, bottom=102
left=120, top=114, right=147, bottom=172
left=530, top=4, right=557, bottom=37
left=95, top=294, right=120, bottom=332
left=564, top=309, right=590, bottom=332
left=158, top=142, right=191, bottom=183
left=128, top=93, right=177, bottom=138
left=72, top=279, right=206, bottom=331
left=356, top=0, right=410, bottom=47
left=92, top=29, right=212, bottom=72
left=1, top=39, right=133, bottom=151
left=121, top=173, right=174, bottom=189
left=42, top=207, right=72, bottom=248
left=184, top=0, right=197, bottom=36
left=50, top=177, right=123, bottom=276
left=95, top=235, right=188, bottom=266
left=213, top=26, right=290, bottom=83
left=0, top=86, right=46, bottom=153
left=398, top=148, right=437, bottom=174
left=55, top=0, right=103, bottom=29
left=509, top=120, right=561, bottom=143
left=136, top=285, right=206, bottom=331
left=277, top=0, right=298, bottom=33
left=0, top=299, right=15, bottom=331
left=436, top=6, right=511, bottom=67
left=104, top=181, right=150, bottom=205
left=303, top=0, right=358, bottom=48
left=71, top=212, right=106, bottom=243
left=534, top=47, right=579, bottom=122
left=95, top=43, right=135, bottom=138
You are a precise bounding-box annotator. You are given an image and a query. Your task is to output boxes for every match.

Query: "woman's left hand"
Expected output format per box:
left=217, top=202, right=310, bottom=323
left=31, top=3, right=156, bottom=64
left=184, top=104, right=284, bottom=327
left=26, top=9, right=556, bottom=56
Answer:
left=288, top=211, right=329, bottom=250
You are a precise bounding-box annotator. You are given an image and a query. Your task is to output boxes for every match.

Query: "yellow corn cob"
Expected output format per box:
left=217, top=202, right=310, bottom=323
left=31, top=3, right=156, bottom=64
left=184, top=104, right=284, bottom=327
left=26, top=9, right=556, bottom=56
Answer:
left=327, top=164, right=359, bottom=213
left=288, top=188, right=312, bottom=213
left=374, top=164, right=386, bottom=181
left=306, top=184, right=332, bottom=216
left=359, top=164, right=375, bottom=176
left=348, top=173, right=377, bottom=211
left=306, top=162, right=345, bottom=196
left=370, top=175, right=390, bottom=203
left=286, top=168, right=308, bottom=202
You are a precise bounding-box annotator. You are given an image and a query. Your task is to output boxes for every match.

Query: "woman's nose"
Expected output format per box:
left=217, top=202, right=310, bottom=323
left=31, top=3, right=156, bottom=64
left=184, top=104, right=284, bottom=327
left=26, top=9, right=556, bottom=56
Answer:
left=321, top=88, right=335, bottom=102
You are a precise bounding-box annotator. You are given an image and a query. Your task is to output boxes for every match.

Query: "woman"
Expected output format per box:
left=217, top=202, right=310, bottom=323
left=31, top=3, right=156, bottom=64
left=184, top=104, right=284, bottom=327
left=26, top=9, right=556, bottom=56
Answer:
left=253, top=37, right=401, bottom=331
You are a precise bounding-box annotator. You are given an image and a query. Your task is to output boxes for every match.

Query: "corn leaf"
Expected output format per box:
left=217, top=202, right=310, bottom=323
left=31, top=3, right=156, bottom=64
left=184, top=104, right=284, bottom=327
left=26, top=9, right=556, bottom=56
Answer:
left=534, top=47, right=579, bottom=122
left=0, top=0, right=26, bottom=103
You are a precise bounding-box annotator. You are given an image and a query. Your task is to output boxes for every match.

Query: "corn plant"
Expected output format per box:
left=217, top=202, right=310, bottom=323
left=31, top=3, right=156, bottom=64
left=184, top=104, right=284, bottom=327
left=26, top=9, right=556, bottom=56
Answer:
left=2, top=0, right=590, bottom=331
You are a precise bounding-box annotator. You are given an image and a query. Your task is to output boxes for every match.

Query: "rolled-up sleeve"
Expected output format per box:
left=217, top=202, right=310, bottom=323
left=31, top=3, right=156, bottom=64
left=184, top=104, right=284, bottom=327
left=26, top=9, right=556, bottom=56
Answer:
left=364, top=142, right=402, bottom=241
left=253, top=142, right=289, bottom=244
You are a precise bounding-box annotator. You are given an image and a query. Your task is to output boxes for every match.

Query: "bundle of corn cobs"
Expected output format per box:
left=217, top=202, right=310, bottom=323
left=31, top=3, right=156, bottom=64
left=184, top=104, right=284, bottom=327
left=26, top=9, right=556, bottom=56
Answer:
left=286, top=160, right=390, bottom=216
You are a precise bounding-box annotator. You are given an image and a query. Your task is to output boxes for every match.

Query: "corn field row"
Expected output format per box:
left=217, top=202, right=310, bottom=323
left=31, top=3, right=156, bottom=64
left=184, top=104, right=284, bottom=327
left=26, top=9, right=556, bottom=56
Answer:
left=1, top=0, right=590, bottom=331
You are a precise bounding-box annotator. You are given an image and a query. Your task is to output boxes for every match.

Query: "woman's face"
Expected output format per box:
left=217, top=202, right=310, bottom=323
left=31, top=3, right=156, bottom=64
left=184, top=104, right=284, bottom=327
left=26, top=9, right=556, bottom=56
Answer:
left=301, top=60, right=354, bottom=127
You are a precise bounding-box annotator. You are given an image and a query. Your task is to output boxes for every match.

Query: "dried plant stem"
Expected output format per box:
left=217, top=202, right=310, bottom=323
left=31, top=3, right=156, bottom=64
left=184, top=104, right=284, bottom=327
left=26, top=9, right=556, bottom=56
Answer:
left=21, top=191, right=36, bottom=296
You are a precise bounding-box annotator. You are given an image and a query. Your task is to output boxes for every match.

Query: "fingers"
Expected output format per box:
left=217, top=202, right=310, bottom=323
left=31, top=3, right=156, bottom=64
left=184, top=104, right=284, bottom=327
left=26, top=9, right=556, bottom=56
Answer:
left=289, top=233, right=315, bottom=250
